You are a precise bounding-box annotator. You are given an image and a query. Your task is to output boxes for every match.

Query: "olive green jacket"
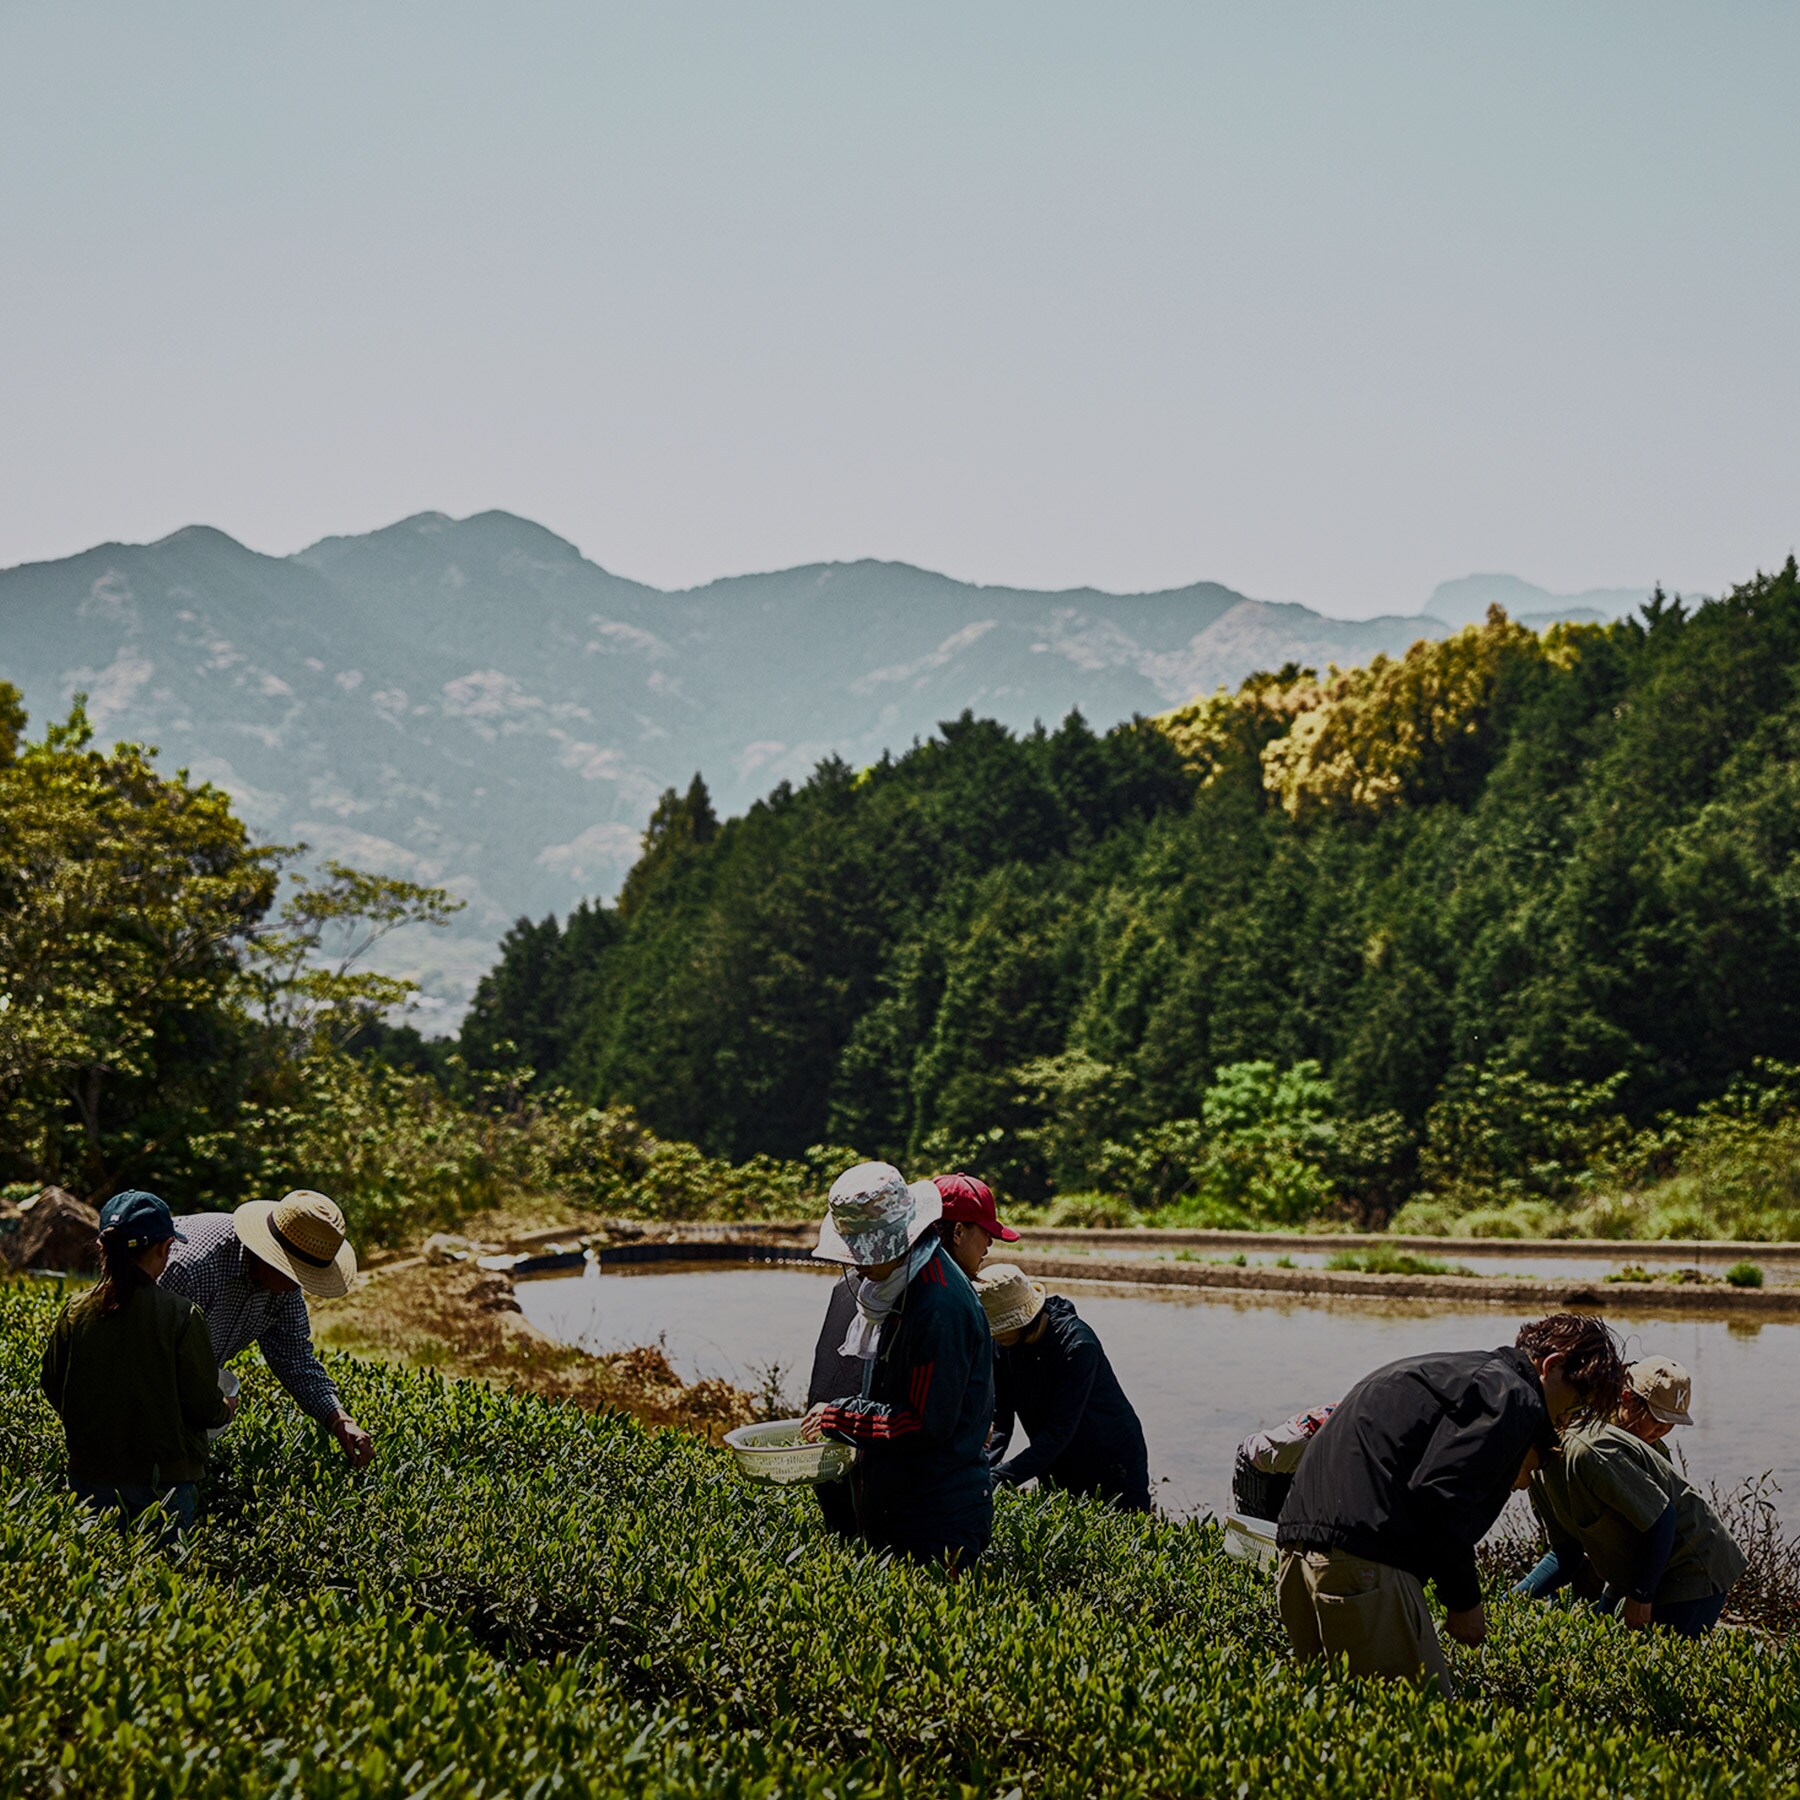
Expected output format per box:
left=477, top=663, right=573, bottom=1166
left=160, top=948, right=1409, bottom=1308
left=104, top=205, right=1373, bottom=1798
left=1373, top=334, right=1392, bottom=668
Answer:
left=41, top=1282, right=230, bottom=1486
left=1530, top=1423, right=1745, bottom=1605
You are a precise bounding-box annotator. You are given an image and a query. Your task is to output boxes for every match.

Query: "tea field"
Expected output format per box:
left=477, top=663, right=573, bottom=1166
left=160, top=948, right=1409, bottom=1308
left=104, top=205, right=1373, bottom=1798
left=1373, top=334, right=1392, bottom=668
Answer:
left=3, top=1282, right=1795, bottom=1798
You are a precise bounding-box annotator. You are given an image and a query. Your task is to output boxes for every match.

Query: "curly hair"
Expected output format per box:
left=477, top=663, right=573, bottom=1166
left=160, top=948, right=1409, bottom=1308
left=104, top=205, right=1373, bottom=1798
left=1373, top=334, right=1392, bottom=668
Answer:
left=1515, top=1312, right=1627, bottom=1417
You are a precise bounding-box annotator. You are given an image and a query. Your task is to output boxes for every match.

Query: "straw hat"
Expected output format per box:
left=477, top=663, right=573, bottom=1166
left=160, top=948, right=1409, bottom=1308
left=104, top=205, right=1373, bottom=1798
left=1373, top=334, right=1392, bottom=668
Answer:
left=1627, top=1355, right=1694, bottom=1427
left=973, top=1263, right=1048, bottom=1336
left=812, top=1162, right=942, bottom=1266
left=233, top=1191, right=357, bottom=1298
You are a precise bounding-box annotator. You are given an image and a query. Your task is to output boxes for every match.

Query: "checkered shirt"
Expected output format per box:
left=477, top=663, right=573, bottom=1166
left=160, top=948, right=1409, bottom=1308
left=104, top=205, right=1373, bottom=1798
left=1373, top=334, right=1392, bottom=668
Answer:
left=162, top=1211, right=343, bottom=1423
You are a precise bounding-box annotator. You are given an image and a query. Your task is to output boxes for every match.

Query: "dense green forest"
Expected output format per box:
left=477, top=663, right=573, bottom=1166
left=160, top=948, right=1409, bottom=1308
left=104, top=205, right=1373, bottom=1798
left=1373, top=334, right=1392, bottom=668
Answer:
left=7, top=560, right=1800, bottom=1240
left=0, top=684, right=827, bottom=1238
left=463, top=560, right=1800, bottom=1235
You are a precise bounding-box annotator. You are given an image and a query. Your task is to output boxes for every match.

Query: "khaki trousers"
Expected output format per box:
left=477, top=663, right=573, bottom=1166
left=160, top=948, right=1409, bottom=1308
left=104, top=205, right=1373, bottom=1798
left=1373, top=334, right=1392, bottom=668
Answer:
left=1276, top=1547, right=1455, bottom=1697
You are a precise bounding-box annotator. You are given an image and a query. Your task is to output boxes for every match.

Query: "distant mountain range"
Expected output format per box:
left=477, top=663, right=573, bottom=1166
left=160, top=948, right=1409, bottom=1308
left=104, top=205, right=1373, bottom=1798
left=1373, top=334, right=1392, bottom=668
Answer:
left=1423, top=572, right=1652, bottom=631
left=0, top=511, right=1652, bottom=1017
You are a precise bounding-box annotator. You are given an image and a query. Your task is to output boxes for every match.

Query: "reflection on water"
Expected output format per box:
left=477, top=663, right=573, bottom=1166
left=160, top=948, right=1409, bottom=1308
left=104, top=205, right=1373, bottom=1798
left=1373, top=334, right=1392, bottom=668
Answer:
left=515, top=1265, right=1799, bottom=1523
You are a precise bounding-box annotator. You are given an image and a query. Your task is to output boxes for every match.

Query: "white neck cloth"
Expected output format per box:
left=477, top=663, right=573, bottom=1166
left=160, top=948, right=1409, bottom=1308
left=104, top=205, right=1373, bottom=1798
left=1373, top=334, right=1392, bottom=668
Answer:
left=839, top=1238, right=938, bottom=1360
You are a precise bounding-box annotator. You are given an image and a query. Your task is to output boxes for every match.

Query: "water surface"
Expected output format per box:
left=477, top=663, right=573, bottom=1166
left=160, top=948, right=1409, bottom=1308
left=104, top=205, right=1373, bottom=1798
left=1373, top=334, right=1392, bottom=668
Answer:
left=517, top=1264, right=1799, bottom=1522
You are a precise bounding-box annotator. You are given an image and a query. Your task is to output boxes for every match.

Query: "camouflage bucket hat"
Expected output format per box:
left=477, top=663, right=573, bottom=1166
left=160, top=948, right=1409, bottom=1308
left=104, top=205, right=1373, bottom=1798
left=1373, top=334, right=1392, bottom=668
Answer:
left=812, top=1162, right=943, bottom=1266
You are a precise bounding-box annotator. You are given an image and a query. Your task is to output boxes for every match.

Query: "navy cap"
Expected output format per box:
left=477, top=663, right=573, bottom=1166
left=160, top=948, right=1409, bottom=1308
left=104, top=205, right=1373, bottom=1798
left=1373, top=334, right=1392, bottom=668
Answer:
left=97, top=1190, right=185, bottom=1252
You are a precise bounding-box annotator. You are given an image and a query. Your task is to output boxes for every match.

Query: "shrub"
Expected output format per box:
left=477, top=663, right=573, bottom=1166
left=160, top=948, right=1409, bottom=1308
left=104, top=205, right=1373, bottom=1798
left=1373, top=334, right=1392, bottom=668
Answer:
left=7, top=1280, right=1800, bottom=1797
left=1419, top=1068, right=1631, bottom=1207
left=1325, top=1247, right=1476, bottom=1278
left=1032, top=1191, right=1146, bottom=1230
left=1727, top=1261, right=1766, bottom=1289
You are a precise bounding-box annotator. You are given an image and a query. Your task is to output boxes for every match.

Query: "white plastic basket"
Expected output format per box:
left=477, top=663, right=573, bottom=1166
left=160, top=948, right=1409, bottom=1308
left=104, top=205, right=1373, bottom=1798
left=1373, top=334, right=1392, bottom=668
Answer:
left=722, top=1419, right=854, bottom=1487
left=1222, top=1512, right=1280, bottom=1567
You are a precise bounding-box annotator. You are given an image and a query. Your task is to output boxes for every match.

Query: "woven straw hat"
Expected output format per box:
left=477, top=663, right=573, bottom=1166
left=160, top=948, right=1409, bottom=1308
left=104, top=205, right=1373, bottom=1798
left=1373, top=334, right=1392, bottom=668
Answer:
left=233, top=1191, right=357, bottom=1298
left=812, top=1162, right=942, bottom=1266
left=973, top=1263, right=1048, bottom=1336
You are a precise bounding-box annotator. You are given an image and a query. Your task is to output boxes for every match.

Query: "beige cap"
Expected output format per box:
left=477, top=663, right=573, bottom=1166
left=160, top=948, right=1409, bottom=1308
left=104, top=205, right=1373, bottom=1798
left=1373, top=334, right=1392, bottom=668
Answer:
left=233, top=1191, right=357, bottom=1299
left=973, top=1263, right=1047, bottom=1336
left=1628, top=1355, right=1694, bottom=1427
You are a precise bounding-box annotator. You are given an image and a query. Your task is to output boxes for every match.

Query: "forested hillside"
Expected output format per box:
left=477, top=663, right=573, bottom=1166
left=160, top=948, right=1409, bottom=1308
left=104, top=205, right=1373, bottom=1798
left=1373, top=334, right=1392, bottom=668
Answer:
left=463, top=560, right=1800, bottom=1233
left=0, top=509, right=1467, bottom=1013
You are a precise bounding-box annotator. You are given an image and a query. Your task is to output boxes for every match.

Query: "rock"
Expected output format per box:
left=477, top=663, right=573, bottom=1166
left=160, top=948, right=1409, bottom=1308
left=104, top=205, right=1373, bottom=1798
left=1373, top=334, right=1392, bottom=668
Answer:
left=2, top=1187, right=101, bottom=1274
left=464, top=1270, right=524, bottom=1315
left=422, top=1233, right=474, bottom=1266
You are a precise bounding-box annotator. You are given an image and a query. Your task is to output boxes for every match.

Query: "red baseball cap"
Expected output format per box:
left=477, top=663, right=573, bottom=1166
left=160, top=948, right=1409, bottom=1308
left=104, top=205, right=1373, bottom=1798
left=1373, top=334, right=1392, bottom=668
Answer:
left=933, top=1172, right=1020, bottom=1242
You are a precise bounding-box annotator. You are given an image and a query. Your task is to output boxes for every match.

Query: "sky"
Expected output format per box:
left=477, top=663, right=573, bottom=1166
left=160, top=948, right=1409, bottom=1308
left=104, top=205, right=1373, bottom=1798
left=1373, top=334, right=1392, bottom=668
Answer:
left=1, top=3, right=1796, bottom=618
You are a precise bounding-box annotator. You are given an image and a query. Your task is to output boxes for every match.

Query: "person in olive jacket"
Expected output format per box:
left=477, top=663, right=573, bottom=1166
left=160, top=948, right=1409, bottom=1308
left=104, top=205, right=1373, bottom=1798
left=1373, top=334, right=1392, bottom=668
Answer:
left=1275, top=1312, right=1625, bottom=1695
left=40, top=1190, right=235, bottom=1540
left=1515, top=1416, right=1744, bottom=1635
left=800, top=1162, right=995, bottom=1564
left=973, top=1264, right=1151, bottom=1513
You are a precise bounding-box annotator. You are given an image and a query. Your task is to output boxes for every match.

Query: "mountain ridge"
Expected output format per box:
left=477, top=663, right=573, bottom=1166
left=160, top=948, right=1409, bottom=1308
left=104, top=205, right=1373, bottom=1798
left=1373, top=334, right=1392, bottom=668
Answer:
left=0, top=510, right=1651, bottom=1016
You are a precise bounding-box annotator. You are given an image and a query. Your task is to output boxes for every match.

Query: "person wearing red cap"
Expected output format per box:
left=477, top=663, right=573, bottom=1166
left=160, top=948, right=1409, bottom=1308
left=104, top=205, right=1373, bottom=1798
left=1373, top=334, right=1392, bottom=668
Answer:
left=930, top=1172, right=1021, bottom=1282
left=803, top=1171, right=1016, bottom=1539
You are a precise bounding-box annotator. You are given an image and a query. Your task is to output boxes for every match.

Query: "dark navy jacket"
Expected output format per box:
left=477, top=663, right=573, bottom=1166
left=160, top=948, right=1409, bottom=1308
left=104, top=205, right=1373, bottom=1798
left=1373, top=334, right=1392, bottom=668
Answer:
left=988, top=1295, right=1151, bottom=1511
left=808, top=1281, right=863, bottom=1411
left=810, top=1244, right=994, bottom=1558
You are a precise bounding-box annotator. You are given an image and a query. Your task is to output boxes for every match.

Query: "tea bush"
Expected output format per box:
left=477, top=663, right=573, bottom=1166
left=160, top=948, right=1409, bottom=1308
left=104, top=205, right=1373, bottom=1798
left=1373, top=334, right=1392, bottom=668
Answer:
left=4, top=1282, right=1796, bottom=1797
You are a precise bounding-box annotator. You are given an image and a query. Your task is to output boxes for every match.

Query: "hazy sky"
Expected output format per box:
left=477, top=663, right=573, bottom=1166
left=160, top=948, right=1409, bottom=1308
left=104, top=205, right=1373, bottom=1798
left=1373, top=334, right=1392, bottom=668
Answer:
left=3, top=4, right=1796, bottom=617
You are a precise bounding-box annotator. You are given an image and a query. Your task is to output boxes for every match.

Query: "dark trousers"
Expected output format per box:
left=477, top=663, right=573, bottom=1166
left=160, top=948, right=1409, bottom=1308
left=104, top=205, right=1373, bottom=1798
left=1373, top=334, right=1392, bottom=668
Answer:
left=813, top=1476, right=859, bottom=1540
left=1046, top=1466, right=1154, bottom=1515
left=1600, top=1587, right=1729, bottom=1637
left=75, top=1481, right=198, bottom=1544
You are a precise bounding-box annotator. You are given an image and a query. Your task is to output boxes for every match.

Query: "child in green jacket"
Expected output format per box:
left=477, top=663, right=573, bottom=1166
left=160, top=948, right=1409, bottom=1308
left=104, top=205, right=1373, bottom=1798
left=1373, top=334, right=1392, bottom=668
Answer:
left=40, top=1189, right=234, bottom=1539
left=1514, top=1420, right=1745, bottom=1636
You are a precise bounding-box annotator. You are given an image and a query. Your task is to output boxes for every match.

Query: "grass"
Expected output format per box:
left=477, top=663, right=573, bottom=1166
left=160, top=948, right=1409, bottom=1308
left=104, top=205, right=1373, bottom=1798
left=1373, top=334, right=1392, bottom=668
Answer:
left=6, top=1280, right=1800, bottom=1796
left=313, top=1257, right=759, bottom=1439
left=1604, top=1265, right=1722, bottom=1287
left=1324, top=1246, right=1478, bottom=1277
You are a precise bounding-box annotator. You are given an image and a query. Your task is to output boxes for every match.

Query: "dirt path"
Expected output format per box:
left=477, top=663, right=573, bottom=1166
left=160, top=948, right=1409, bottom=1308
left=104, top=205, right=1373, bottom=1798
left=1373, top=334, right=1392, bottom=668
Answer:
left=314, top=1252, right=759, bottom=1439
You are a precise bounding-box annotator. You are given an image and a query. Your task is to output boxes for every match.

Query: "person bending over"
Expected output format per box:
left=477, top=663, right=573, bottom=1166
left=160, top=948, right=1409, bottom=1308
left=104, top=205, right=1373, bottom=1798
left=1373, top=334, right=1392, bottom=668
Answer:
left=1232, top=1404, right=1336, bottom=1523
left=162, top=1192, right=374, bottom=1468
left=1275, top=1312, right=1626, bottom=1696
left=974, top=1264, right=1152, bottom=1514
left=1513, top=1411, right=1743, bottom=1636
left=40, top=1190, right=235, bottom=1541
left=799, top=1163, right=995, bottom=1565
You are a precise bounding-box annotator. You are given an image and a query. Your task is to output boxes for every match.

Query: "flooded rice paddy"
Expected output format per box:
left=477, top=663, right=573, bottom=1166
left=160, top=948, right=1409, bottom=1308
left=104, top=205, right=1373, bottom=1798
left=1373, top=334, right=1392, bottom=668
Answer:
left=517, top=1263, right=1800, bottom=1523
left=1038, top=1244, right=1800, bottom=1284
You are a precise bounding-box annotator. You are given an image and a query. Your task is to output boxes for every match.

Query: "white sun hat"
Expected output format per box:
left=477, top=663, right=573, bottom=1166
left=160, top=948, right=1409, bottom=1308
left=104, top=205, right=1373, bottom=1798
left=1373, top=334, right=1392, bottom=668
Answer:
left=811, top=1162, right=942, bottom=1266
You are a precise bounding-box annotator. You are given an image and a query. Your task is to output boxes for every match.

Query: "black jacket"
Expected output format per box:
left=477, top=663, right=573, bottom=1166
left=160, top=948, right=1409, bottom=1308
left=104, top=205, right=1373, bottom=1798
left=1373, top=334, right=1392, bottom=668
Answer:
left=806, top=1281, right=862, bottom=1539
left=809, top=1244, right=995, bottom=1558
left=989, top=1296, right=1150, bottom=1510
left=1275, top=1345, right=1551, bottom=1612
left=807, top=1281, right=863, bottom=1409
